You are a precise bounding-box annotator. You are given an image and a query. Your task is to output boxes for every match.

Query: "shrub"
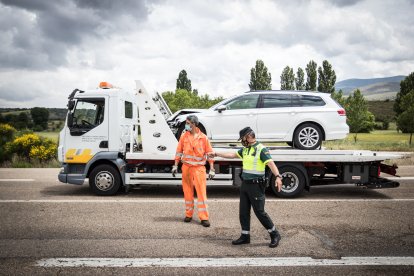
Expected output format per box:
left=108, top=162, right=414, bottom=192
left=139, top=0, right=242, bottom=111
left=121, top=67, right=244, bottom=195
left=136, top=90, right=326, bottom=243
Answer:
left=29, top=142, right=57, bottom=161
left=5, top=133, right=57, bottom=162
left=0, top=123, right=16, bottom=145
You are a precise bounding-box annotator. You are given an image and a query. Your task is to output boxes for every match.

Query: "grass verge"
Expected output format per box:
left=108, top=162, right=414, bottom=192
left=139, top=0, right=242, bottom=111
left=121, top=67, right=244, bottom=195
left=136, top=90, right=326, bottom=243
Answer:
left=0, top=156, right=60, bottom=168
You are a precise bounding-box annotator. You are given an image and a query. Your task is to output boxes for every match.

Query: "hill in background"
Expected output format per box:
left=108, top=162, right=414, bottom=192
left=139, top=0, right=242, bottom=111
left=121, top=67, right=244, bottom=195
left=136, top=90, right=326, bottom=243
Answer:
left=336, top=75, right=405, bottom=100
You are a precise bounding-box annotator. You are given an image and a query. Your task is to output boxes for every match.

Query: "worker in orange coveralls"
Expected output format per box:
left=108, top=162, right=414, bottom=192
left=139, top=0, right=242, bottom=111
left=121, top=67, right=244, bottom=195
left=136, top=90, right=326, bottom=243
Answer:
left=172, top=115, right=215, bottom=227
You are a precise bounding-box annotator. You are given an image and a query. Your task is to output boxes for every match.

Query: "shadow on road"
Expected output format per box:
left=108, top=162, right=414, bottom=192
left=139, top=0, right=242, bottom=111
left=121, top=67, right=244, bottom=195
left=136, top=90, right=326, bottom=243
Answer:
left=41, top=183, right=392, bottom=200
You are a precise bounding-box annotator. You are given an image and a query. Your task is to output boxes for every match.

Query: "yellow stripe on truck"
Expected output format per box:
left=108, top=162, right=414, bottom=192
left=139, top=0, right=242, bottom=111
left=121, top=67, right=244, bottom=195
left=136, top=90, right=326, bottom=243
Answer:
left=65, top=149, right=94, bottom=164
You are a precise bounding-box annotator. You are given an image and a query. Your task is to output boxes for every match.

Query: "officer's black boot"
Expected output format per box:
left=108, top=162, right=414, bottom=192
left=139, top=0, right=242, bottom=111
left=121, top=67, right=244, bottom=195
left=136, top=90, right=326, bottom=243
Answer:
left=232, top=234, right=250, bottom=245
left=269, top=231, right=281, bottom=248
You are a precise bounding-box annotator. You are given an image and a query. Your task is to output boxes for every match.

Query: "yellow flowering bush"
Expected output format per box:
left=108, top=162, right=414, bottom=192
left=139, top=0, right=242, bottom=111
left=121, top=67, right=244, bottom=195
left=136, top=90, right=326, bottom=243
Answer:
left=29, top=143, right=57, bottom=161
left=5, top=133, right=57, bottom=161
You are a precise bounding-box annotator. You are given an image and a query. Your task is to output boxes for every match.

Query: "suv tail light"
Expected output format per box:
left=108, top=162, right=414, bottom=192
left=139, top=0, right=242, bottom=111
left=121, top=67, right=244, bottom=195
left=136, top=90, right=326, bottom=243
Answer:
left=337, top=109, right=346, bottom=116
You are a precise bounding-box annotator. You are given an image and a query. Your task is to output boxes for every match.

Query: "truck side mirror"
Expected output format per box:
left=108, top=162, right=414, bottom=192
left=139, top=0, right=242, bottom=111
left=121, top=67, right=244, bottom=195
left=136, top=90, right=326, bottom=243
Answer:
left=67, top=100, right=75, bottom=110
left=216, top=105, right=227, bottom=113
left=67, top=113, right=74, bottom=127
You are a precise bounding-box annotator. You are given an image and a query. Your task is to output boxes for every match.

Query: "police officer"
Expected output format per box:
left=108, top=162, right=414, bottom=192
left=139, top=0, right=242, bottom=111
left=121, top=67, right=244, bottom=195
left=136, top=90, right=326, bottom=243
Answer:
left=210, top=127, right=282, bottom=247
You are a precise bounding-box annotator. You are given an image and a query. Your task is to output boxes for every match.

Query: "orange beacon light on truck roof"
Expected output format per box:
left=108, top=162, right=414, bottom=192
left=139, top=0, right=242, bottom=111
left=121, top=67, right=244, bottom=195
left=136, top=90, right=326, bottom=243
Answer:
left=99, top=82, right=113, bottom=89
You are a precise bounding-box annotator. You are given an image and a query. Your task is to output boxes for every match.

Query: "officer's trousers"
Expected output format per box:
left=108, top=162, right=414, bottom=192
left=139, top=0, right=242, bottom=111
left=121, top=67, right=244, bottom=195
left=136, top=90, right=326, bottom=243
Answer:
left=239, top=180, right=274, bottom=232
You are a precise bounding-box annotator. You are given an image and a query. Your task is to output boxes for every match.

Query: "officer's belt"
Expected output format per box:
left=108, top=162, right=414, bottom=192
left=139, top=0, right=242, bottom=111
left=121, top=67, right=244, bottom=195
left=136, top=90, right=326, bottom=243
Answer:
left=243, top=176, right=267, bottom=184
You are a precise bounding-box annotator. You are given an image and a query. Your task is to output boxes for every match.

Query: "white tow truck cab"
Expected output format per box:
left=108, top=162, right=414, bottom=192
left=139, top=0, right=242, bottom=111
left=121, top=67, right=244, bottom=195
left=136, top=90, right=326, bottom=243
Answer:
left=58, top=81, right=409, bottom=197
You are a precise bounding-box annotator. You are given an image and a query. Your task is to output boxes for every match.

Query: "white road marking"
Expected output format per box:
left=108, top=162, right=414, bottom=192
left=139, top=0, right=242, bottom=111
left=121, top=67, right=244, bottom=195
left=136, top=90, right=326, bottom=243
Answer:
left=0, top=179, right=35, bottom=182
left=0, top=198, right=414, bottom=203
left=36, top=257, right=414, bottom=267
left=387, top=177, right=414, bottom=180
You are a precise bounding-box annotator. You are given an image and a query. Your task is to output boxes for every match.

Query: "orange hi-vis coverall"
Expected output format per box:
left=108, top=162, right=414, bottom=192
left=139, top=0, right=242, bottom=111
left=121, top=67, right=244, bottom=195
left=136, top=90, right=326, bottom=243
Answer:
left=175, top=127, right=214, bottom=221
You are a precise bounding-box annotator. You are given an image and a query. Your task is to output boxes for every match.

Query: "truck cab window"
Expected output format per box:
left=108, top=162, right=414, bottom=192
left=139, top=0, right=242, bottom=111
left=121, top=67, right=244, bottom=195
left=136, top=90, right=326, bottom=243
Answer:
left=125, top=101, right=133, bottom=119
left=69, top=98, right=105, bottom=135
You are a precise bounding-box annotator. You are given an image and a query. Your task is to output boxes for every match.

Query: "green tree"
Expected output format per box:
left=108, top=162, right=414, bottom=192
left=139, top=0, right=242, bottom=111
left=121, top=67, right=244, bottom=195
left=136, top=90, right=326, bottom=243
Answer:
left=30, top=107, right=49, bottom=130
left=295, top=67, right=305, bottom=90
left=162, top=89, right=223, bottom=114
left=397, top=108, right=414, bottom=145
left=249, top=60, right=272, bottom=91
left=15, top=112, right=29, bottom=130
left=396, top=90, right=414, bottom=144
left=176, top=70, right=192, bottom=92
left=331, top=89, right=346, bottom=107
left=280, top=66, right=295, bottom=90
left=317, top=60, right=336, bottom=93
left=305, top=60, right=318, bottom=91
left=345, top=89, right=375, bottom=142
left=394, top=72, right=414, bottom=131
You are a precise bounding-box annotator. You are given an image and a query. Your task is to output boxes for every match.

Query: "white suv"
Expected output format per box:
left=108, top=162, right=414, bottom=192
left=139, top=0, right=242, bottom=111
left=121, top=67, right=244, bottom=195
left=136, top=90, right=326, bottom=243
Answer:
left=167, top=90, right=349, bottom=150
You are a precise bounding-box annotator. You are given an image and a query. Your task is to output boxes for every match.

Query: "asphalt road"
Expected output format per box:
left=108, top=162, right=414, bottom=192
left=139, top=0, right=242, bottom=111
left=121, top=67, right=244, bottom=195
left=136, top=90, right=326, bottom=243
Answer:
left=0, top=167, right=413, bottom=275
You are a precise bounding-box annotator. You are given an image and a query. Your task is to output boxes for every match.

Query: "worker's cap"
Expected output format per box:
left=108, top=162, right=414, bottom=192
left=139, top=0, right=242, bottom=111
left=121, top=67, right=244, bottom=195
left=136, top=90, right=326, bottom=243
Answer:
left=186, top=114, right=199, bottom=126
left=238, top=126, right=254, bottom=141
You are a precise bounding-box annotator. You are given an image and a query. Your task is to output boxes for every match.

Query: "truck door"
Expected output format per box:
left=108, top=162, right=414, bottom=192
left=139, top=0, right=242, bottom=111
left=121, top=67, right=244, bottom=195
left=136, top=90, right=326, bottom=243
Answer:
left=64, top=96, right=109, bottom=164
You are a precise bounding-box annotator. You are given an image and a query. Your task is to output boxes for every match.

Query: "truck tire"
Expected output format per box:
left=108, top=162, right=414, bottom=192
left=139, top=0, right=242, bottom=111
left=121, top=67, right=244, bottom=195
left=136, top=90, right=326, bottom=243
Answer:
left=89, top=164, right=121, bottom=196
left=270, top=165, right=306, bottom=198
left=293, top=123, right=322, bottom=150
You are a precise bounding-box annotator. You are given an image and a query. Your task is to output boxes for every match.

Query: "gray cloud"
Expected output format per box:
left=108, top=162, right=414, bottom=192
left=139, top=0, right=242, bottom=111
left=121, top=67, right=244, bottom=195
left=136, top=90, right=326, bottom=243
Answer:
left=329, top=0, right=362, bottom=7
left=0, top=0, right=152, bottom=70
left=0, top=0, right=413, bottom=107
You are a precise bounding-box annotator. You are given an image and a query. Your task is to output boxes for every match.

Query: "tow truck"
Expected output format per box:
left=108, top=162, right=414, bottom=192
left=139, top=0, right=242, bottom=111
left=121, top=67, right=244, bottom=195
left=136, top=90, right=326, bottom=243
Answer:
left=57, top=81, right=409, bottom=197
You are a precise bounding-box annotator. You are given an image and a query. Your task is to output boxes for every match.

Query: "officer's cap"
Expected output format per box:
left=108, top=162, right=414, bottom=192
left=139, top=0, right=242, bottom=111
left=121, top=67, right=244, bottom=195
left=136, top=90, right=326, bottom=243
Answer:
left=238, top=126, right=254, bottom=140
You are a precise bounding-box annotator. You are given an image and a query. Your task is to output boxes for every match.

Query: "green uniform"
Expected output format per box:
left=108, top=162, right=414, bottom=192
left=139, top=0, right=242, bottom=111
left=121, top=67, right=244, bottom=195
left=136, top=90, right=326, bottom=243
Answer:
left=236, top=142, right=276, bottom=234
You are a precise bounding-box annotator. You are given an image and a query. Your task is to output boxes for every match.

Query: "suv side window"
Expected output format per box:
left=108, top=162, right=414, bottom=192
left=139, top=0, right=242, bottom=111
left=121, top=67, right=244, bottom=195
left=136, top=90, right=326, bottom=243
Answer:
left=262, top=94, right=291, bottom=108
left=292, top=95, right=325, bottom=106
left=301, top=95, right=326, bottom=106
left=226, top=94, right=259, bottom=110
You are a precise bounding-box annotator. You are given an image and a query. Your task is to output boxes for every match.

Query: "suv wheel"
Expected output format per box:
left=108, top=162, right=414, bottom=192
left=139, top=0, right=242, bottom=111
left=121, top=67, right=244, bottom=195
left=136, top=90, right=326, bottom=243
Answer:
left=293, top=123, right=322, bottom=150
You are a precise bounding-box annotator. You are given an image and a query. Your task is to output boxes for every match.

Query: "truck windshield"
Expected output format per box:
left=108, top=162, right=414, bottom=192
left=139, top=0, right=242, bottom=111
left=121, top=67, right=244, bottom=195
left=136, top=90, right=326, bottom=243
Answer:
left=71, top=98, right=105, bottom=132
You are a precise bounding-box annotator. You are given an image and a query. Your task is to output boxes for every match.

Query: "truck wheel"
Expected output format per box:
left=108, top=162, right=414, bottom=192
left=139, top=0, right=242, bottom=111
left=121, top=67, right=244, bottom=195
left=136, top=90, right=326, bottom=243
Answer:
left=89, top=164, right=121, bottom=196
left=293, top=123, right=322, bottom=150
left=271, top=165, right=306, bottom=198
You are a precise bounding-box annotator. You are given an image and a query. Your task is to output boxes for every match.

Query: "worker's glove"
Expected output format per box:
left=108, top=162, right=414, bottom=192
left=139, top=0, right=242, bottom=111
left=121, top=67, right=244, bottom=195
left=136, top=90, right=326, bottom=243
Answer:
left=172, top=165, right=178, bottom=177
left=208, top=169, right=215, bottom=180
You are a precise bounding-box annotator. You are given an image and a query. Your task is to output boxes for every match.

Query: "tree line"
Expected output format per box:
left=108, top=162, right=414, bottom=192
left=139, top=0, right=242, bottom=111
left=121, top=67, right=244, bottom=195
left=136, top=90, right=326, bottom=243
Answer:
left=0, top=107, right=50, bottom=131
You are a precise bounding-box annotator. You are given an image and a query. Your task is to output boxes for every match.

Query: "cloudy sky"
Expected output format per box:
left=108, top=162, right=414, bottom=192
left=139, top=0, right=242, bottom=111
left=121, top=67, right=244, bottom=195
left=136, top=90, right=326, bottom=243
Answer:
left=0, top=0, right=413, bottom=108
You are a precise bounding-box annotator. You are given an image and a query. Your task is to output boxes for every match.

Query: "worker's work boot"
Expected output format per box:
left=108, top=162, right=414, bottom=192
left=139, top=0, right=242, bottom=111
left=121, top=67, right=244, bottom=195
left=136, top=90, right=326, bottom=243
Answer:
left=269, top=231, right=281, bottom=248
left=232, top=234, right=250, bottom=245
left=201, top=220, right=210, bottom=227
left=184, top=217, right=192, bottom=223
